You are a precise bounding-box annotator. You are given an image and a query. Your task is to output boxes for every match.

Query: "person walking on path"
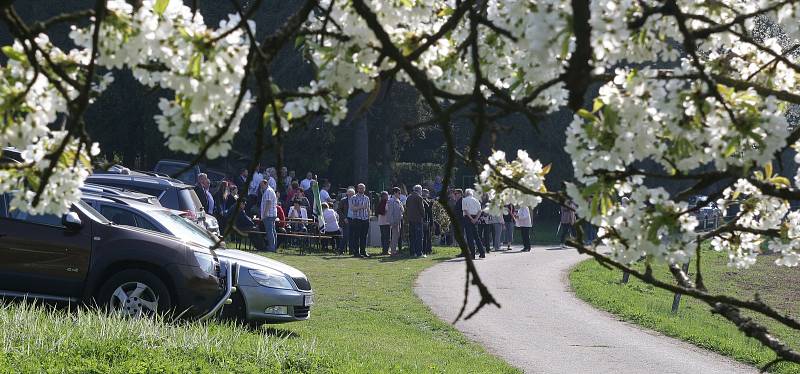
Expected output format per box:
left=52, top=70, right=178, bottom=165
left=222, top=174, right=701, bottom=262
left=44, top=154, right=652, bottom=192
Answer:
left=502, top=204, right=515, bottom=250
left=260, top=181, right=278, bottom=252
left=488, top=211, right=504, bottom=252
left=387, top=187, right=404, bottom=256
left=462, top=189, right=485, bottom=259
left=406, top=185, right=426, bottom=258
left=515, top=205, right=532, bottom=252
left=559, top=200, right=577, bottom=248
left=349, top=183, right=371, bottom=258
left=377, top=191, right=390, bottom=255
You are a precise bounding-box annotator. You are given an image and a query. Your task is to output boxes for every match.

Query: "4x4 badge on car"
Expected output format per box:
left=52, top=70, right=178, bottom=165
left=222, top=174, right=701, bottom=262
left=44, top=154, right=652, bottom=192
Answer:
left=66, top=268, right=79, bottom=273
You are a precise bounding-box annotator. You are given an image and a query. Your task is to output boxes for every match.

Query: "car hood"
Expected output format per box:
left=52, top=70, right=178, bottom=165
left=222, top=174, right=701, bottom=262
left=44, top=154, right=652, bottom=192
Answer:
left=215, top=249, right=306, bottom=278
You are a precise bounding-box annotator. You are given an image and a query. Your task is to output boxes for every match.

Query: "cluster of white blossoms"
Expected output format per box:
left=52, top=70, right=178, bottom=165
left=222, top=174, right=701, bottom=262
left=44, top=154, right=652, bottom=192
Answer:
left=69, top=0, right=252, bottom=158
left=475, top=150, right=548, bottom=216
left=1, top=0, right=251, bottom=214
left=0, top=35, right=101, bottom=214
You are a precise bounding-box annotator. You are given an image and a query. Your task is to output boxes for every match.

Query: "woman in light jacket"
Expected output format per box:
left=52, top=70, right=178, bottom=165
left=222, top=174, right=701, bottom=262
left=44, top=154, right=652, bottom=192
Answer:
left=387, top=187, right=405, bottom=256
left=515, top=205, right=532, bottom=252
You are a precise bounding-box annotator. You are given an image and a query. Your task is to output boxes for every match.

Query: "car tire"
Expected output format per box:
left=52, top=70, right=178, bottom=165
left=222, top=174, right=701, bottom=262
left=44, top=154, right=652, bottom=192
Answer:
left=97, top=269, right=172, bottom=318
left=220, top=293, right=262, bottom=329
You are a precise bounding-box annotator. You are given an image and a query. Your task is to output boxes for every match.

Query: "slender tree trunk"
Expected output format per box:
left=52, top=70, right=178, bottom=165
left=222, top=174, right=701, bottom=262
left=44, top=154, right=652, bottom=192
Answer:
left=353, top=115, right=369, bottom=184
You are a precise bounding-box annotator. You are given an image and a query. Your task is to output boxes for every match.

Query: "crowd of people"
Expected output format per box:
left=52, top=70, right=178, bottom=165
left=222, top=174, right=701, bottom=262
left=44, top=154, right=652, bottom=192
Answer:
left=191, top=164, right=580, bottom=258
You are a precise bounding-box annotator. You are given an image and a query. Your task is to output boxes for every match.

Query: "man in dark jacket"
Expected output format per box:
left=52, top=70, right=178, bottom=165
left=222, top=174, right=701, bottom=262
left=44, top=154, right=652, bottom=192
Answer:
left=194, top=173, right=213, bottom=214
left=406, top=185, right=426, bottom=257
left=337, top=187, right=354, bottom=255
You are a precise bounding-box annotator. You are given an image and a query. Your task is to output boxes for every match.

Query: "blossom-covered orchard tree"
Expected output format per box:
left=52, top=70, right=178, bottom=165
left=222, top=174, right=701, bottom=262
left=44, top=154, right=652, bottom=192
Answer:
left=4, top=0, right=800, bottom=365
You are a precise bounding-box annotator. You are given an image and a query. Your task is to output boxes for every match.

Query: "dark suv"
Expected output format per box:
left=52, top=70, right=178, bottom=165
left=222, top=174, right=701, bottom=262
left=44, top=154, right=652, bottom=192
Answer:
left=0, top=193, right=234, bottom=319
left=85, top=173, right=219, bottom=235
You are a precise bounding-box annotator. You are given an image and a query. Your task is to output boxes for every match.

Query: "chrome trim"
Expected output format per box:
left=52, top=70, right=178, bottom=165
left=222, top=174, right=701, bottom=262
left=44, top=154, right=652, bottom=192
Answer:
left=197, top=261, right=238, bottom=322
left=0, top=290, right=78, bottom=303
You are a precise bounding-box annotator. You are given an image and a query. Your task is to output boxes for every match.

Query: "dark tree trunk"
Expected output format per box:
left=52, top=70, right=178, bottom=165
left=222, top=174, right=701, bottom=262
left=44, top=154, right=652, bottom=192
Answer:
left=353, top=116, right=369, bottom=184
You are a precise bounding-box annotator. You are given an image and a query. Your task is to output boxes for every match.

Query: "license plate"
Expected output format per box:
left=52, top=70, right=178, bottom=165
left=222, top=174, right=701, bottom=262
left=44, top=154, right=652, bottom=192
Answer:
left=304, top=294, right=314, bottom=306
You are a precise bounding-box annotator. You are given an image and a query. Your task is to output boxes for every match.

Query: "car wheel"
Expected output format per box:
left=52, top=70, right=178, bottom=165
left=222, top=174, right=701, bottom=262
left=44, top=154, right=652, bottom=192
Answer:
left=220, top=293, right=262, bottom=329
left=98, top=269, right=172, bottom=318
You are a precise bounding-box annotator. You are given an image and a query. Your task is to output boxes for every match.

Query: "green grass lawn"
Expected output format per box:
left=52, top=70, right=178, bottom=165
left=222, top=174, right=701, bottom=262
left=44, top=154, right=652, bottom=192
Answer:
left=570, top=248, right=800, bottom=373
left=0, top=247, right=518, bottom=373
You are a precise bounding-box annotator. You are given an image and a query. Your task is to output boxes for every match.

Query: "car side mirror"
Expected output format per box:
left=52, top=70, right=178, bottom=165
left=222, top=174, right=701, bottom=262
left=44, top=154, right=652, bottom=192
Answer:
left=62, top=212, right=83, bottom=231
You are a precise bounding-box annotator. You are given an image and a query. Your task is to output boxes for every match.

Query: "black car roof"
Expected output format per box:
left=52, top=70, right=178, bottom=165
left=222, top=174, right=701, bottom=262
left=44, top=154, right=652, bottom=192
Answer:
left=81, top=193, right=166, bottom=212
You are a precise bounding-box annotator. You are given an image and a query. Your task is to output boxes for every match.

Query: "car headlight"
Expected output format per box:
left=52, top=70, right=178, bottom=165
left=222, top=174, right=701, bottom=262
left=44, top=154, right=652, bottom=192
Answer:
left=193, top=251, right=217, bottom=276
left=248, top=268, right=293, bottom=290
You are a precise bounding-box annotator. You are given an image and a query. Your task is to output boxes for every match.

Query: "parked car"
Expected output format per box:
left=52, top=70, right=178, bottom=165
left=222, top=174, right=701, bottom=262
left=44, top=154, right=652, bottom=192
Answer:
left=81, top=183, right=162, bottom=207
left=80, top=193, right=313, bottom=324
left=0, top=192, right=234, bottom=319
left=85, top=173, right=220, bottom=235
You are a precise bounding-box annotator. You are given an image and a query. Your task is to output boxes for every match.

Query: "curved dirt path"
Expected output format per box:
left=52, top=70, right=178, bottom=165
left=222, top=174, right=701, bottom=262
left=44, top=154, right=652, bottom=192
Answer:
left=415, top=246, right=756, bottom=373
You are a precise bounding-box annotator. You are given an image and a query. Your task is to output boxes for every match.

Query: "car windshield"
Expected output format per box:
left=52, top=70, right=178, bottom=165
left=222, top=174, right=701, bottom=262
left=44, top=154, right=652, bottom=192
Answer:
left=149, top=209, right=217, bottom=248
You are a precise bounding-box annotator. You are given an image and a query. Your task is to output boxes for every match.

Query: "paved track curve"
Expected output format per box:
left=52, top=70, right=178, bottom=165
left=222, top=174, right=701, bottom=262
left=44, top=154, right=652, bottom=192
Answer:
left=414, top=245, right=756, bottom=374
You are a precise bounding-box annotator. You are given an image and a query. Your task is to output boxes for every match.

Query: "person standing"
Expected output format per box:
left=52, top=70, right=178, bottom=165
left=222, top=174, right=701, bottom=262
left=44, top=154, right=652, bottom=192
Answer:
left=266, top=167, right=277, bottom=191
left=338, top=188, right=354, bottom=255
left=387, top=187, right=404, bottom=256
left=515, top=205, right=532, bottom=252
left=349, top=183, right=371, bottom=258
left=406, top=185, right=425, bottom=258
left=432, top=175, right=443, bottom=197
left=247, top=166, right=264, bottom=213
left=488, top=211, right=504, bottom=252
left=502, top=204, right=515, bottom=250
left=319, top=180, right=334, bottom=204
left=461, top=189, right=485, bottom=259
left=376, top=191, right=390, bottom=255
left=560, top=200, right=577, bottom=248
left=300, top=172, right=314, bottom=191
left=235, top=168, right=248, bottom=195
left=194, top=173, right=214, bottom=215
left=260, top=181, right=278, bottom=252
left=422, top=188, right=434, bottom=255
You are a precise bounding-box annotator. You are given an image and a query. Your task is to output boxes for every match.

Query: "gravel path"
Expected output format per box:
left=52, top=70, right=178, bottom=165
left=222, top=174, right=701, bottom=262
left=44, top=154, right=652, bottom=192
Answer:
left=415, top=245, right=757, bottom=374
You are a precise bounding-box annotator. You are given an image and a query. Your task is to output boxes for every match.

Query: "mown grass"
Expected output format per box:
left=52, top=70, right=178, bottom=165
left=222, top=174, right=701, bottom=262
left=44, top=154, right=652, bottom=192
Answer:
left=258, top=247, right=519, bottom=373
left=570, top=248, right=800, bottom=373
left=0, top=247, right=517, bottom=373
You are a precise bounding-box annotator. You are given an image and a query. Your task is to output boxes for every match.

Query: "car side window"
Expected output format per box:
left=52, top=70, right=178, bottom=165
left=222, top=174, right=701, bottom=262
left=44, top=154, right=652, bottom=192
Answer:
left=99, top=205, right=139, bottom=227
left=8, top=208, right=62, bottom=227
left=0, top=193, right=7, bottom=218
left=135, top=215, right=160, bottom=232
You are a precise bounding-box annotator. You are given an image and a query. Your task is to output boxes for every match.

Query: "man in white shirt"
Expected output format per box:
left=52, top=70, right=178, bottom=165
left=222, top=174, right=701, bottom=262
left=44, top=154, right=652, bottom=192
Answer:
left=248, top=166, right=264, bottom=210
left=319, top=180, right=333, bottom=203
left=461, top=189, right=485, bottom=259
left=266, top=167, right=277, bottom=190
left=300, top=172, right=314, bottom=191
left=260, top=182, right=278, bottom=252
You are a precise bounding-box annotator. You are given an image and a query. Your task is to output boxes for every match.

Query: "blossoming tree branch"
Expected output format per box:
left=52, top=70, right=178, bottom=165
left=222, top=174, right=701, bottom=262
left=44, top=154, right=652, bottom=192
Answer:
left=4, top=0, right=800, bottom=365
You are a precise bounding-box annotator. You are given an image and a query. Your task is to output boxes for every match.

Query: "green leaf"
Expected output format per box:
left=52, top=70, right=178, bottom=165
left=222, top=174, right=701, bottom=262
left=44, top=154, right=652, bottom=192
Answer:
left=560, top=33, right=571, bottom=58
left=765, top=162, right=773, bottom=179
left=723, top=143, right=738, bottom=158
left=154, top=0, right=170, bottom=15
left=294, top=35, right=305, bottom=49
left=577, top=109, right=597, bottom=123
left=437, top=7, right=454, bottom=17
left=189, top=53, right=202, bottom=78
left=541, top=163, right=552, bottom=175
left=2, top=46, right=25, bottom=62
left=592, top=98, right=604, bottom=113
left=771, top=176, right=791, bottom=187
